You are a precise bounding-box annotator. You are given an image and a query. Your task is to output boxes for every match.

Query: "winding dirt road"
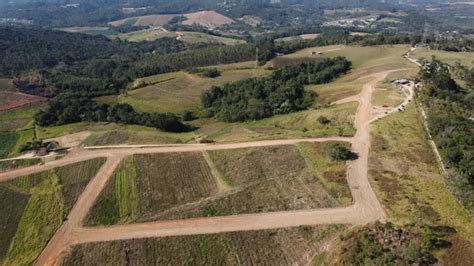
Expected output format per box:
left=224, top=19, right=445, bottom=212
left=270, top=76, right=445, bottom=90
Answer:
left=0, top=69, right=414, bottom=265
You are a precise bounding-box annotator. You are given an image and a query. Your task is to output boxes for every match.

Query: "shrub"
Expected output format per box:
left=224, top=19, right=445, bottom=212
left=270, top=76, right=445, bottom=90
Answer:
left=317, top=116, right=331, bottom=124
left=326, top=143, right=352, bottom=161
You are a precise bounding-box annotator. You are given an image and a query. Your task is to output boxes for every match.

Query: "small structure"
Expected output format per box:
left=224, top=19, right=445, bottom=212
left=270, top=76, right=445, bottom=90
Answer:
left=393, top=79, right=410, bottom=85
left=310, top=51, right=324, bottom=56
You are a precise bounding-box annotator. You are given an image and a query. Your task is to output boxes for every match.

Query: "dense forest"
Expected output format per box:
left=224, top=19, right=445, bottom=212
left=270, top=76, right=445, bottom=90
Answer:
left=202, top=57, right=351, bottom=122
left=36, top=96, right=191, bottom=132
left=418, top=58, right=474, bottom=212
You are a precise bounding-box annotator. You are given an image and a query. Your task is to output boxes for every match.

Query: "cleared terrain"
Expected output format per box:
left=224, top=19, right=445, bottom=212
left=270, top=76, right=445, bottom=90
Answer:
left=85, top=143, right=351, bottom=226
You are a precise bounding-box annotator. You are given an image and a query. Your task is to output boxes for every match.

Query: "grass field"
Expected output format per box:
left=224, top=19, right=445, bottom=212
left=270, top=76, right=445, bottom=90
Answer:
left=96, top=69, right=270, bottom=114
left=118, top=29, right=245, bottom=45
left=411, top=48, right=474, bottom=67
left=0, top=78, right=13, bottom=91
left=194, top=102, right=358, bottom=143
left=87, top=144, right=350, bottom=225
left=279, top=45, right=413, bottom=74
left=286, top=45, right=416, bottom=104
left=0, top=132, right=19, bottom=159
left=0, top=158, right=105, bottom=265
left=368, top=103, right=474, bottom=261
left=64, top=224, right=345, bottom=265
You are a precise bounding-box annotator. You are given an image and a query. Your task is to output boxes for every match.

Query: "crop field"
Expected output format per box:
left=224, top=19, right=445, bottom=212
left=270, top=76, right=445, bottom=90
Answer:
left=0, top=158, right=41, bottom=172
left=0, top=158, right=105, bottom=265
left=64, top=224, right=345, bottom=265
left=96, top=69, right=270, bottom=114
left=109, top=11, right=234, bottom=28
left=411, top=48, right=474, bottom=67
left=118, top=29, right=245, bottom=45
left=368, top=104, right=474, bottom=260
left=194, top=102, right=358, bottom=143
left=86, top=152, right=218, bottom=225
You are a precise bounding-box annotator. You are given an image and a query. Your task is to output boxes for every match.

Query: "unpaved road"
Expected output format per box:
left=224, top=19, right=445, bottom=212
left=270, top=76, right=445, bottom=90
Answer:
left=0, top=69, right=414, bottom=265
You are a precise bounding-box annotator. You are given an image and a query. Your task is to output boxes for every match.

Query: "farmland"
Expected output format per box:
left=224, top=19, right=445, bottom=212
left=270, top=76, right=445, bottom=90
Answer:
left=86, top=144, right=350, bottom=225
left=0, top=158, right=105, bottom=265
left=109, top=11, right=234, bottom=29
left=117, top=28, right=245, bottom=45
left=63, top=224, right=345, bottom=265
left=368, top=104, right=474, bottom=259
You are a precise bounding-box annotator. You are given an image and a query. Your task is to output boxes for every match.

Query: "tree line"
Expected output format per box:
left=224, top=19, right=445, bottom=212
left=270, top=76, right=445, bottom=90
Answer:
left=36, top=96, right=191, bottom=132
left=418, top=58, right=473, bottom=212
left=202, top=57, right=351, bottom=122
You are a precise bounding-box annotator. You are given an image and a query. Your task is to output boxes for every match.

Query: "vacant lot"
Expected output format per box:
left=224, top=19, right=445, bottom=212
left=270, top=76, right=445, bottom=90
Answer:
left=86, top=152, right=218, bottom=225
left=0, top=158, right=105, bottom=265
left=64, top=224, right=345, bottom=265
left=87, top=144, right=350, bottom=225
left=368, top=104, right=473, bottom=257
left=96, top=69, right=270, bottom=114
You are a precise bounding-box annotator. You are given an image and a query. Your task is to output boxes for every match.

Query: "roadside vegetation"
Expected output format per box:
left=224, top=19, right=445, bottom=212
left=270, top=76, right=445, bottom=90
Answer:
left=328, top=222, right=456, bottom=265
left=418, top=58, right=473, bottom=213
left=369, top=103, right=473, bottom=262
left=0, top=158, right=105, bottom=265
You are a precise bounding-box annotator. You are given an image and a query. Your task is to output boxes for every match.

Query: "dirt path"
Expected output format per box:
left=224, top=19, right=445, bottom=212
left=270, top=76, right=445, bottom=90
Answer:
left=0, top=69, right=415, bottom=265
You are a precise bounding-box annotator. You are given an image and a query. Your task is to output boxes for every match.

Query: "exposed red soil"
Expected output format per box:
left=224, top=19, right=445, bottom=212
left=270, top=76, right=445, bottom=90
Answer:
left=0, top=92, right=47, bottom=112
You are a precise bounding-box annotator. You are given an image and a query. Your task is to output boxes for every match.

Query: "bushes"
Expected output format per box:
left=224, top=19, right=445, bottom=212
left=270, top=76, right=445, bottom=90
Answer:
left=326, top=143, right=352, bottom=161
left=317, top=116, right=331, bottom=124
left=202, top=57, right=351, bottom=122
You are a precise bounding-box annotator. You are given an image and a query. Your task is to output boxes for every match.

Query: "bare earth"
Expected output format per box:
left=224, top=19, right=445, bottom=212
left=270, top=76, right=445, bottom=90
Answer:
left=0, top=69, right=414, bottom=265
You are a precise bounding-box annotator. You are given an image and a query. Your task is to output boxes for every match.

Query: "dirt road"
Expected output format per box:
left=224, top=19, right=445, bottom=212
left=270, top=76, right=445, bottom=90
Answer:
left=0, top=69, right=414, bottom=265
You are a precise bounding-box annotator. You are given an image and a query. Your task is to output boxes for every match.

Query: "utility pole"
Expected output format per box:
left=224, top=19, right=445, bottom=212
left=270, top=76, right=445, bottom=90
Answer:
left=255, top=46, right=259, bottom=68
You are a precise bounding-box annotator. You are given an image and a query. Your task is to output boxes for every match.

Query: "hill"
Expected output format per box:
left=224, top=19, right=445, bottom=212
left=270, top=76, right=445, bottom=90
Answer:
left=109, top=10, right=234, bottom=29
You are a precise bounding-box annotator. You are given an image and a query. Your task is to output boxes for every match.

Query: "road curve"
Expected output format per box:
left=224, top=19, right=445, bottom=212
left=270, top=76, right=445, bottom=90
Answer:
left=27, top=69, right=415, bottom=265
